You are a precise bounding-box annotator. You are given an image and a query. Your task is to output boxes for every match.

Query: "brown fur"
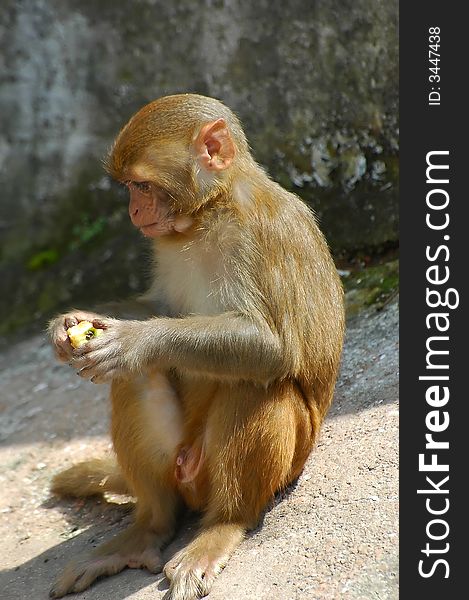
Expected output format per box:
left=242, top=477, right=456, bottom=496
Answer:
left=49, top=94, right=345, bottom=600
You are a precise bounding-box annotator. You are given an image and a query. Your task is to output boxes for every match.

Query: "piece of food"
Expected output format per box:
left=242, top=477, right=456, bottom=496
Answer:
left=67, top=321, right=103, bottom=349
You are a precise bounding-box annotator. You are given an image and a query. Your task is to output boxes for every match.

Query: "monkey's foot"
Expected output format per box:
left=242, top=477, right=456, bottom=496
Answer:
left=163, top=523, right=244, bottom=600
left=50, top=531, right=163, bottom=598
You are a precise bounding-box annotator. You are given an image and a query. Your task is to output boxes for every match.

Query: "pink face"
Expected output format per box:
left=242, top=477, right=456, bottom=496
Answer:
left=126, top=180, right=193, bottom=238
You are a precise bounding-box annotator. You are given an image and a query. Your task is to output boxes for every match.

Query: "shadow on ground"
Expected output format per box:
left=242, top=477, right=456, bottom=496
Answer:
left=1, top=493, right=293, bottom=600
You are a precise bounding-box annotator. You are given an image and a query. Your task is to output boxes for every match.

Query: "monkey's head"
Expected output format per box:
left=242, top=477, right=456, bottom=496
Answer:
left=106, top=94, right=250, bottom=238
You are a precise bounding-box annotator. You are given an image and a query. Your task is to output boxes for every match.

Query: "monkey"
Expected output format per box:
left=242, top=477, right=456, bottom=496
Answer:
left=48, top=93, right=345, bottom=600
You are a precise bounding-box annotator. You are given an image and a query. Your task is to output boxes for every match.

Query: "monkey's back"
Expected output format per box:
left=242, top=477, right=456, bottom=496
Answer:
left=231, top=181, right=345, bottom=420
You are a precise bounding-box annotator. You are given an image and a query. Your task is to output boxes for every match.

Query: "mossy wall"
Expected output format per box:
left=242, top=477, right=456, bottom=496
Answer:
left=0, top=0, right=398, bottom=334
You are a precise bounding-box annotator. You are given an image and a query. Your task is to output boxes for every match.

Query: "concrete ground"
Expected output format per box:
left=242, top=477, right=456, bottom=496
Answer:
left=0, top=300, right=398, bottom=600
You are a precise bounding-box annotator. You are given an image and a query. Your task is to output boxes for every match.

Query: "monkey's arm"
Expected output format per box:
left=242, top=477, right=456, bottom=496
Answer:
left=95, top=296, right=167, bottom=320
left=148, top=313, right=286, bottom=381
left=72, top=313, right=288, bottom=384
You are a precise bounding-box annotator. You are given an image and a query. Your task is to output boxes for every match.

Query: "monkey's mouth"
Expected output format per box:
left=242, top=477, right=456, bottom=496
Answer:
left=139, top=222, right=169, bottom=237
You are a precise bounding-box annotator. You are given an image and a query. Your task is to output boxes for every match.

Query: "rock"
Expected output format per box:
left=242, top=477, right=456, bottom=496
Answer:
left=0, top=0, right=398, bottom=333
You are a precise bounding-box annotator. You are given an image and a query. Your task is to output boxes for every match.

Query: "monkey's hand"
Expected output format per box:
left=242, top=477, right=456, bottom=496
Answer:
left=71, top=319, right=143, bottom=384
left=48, top=311, right=108, bottom=363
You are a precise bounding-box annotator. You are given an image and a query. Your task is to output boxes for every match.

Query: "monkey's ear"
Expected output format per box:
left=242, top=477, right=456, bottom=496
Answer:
left=194, top=118, right=235, bottom=171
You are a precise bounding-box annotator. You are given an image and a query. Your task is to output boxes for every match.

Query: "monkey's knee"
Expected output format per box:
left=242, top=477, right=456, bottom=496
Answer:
left=205, top=385, right=311, bottom=525
left=111, top=371, right=184, bottom=486
left=175, top=384, right=312, bottom=520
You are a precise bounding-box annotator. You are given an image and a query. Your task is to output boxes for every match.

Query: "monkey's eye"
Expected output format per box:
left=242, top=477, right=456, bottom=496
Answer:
left=125, top=181, right=152, bottom=195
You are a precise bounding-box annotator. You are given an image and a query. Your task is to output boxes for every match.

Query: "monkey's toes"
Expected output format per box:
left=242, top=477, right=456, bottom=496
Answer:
left=49, top=567, right=84, bottom=599
left=49, top=566, right=99, bottom=598
left=163, top=553, right=223, bottom=600
left=127, top=546, right=163, bottom=573
left=49, top=583, right=66, bottom=599
left=49, top=554, right=128, bottom=597
left=163, top=554, right=181, bottom=581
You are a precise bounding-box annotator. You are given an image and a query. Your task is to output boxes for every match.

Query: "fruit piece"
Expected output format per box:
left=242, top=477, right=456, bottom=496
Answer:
left=67, top=321, right=103, bottom=349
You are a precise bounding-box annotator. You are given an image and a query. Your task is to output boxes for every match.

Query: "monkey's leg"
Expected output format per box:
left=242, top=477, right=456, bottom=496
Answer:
left=163, top=522, right=244, bottom=600
left=49, top=498, right=177, bottom=598
left=164, top=381, right=313, bottom=600
left=51, top=457, right=131, bottom=497
left=51, top=372, right=184, bottom=598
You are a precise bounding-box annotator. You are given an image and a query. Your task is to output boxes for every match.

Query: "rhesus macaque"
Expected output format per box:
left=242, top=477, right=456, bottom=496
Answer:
left=48, top=94, right=345, bottom=600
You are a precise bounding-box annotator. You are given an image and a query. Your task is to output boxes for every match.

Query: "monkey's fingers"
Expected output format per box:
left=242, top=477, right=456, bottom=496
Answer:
left=90, top=370, right=121, bottom=384
left=91, top=318, right=111, bottom=329
left=72, top=333, right=110, bottom=356
left=54, top=348, right=70, bottom=363
left=64, top=310, right=106, bottom=328
left=64, top=316, right=78, bottom=329
left=72, top=347, right=122, bottom=383
left=75, top=362, right=113, bottom=382
left=51, top=330, right=74, bottom=362
left=72, top=323, right=121, bottom=355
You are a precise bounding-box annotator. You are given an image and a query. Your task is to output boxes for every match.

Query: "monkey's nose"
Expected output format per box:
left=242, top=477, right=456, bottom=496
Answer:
left=129, top=198, right=139, bottom=218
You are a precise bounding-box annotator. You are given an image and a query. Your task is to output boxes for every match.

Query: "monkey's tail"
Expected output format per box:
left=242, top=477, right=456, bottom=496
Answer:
left=51, top=457, right=131, bottom=498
